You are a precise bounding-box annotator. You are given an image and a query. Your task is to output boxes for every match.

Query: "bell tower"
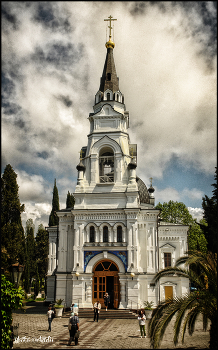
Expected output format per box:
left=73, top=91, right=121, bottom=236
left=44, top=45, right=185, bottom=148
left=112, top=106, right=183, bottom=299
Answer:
left=74, top=16, right=139, bottom=210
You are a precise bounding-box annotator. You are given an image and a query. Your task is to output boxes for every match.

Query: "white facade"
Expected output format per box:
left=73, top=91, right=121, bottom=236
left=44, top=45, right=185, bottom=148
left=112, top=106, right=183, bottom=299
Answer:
left=46, top=36, right=189, bottom=309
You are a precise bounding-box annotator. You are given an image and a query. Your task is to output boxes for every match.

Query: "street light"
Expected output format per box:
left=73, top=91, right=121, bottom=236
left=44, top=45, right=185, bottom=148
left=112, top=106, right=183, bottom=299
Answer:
left=130, top=272, right=135, bottom=280
left=75, top=272, right=80, bottom=280
left=10, top=259, right=25, bottom=288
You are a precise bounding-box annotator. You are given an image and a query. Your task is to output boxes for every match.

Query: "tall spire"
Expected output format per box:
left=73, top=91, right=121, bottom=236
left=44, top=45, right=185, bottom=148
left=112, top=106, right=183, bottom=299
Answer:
left=99, top=16, right=119, bottom=93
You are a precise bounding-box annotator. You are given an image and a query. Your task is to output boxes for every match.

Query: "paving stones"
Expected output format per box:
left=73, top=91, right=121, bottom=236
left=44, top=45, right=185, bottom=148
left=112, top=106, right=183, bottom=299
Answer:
left=12, top=303, right=210, bottom=349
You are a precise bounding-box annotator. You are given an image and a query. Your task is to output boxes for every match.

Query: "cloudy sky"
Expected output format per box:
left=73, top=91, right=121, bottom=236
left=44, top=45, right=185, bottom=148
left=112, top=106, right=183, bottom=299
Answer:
left=2, top=1, right=217, bottom=232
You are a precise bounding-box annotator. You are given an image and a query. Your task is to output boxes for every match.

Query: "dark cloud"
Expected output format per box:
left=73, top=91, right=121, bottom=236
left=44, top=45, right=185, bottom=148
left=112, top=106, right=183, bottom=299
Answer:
left=1, top=73, right=15, bottom=98
left=58, top=95, right=73, bottom=107
left=1, top=2, right=19, bottom=30
left=37, top=151, right=49, bottom=160
left=34, top=2, right=72, bottom=33
left=32, top=42, right=84, bottom=70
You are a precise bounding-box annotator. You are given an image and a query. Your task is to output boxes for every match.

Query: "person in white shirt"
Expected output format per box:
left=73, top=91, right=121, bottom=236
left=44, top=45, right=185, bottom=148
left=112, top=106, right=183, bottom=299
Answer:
left=138, top=309, right=146, bottom=338
left=47, top=307, right=54, bottom=332
left=93, top=301, right=101, bottom=322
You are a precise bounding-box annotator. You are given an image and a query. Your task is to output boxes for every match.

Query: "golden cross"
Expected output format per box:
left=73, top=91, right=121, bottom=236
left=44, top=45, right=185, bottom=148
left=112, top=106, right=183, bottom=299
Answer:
left=104, top=15, right=117, bottom=37
left=149, top=177, right=153, bottom=186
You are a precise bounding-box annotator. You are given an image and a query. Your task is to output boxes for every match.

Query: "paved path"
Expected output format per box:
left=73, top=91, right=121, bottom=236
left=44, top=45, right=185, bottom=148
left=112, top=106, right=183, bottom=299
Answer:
left=12, top=302, right=210, bottom=349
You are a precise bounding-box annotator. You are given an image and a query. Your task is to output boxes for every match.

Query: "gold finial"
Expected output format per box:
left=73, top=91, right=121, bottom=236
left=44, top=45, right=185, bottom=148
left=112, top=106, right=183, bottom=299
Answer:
left=149, top=177, right=153, bottom=186
left=131, top=149, right=134, bottom=159
left=104, top=15, right=117, bottom=49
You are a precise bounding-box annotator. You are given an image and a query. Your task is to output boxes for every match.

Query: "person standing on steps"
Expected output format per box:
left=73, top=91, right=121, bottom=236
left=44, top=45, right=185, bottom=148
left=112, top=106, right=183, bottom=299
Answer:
left=103, top=292, right=110, bottom=311
left=93, top=300, right=101, bottom=322
left=138, top=309, right=146, bottom=338
left=47, top=307, right=54, bottom=332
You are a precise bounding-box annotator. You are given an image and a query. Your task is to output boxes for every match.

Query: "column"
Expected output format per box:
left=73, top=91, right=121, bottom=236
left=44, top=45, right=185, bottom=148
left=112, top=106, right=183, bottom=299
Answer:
left=119, top=279, right=127, bottom=308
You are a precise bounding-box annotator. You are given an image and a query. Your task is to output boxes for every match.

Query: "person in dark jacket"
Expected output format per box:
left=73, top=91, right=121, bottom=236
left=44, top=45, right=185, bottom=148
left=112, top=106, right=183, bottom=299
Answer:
left=103, top=292, right=110, bottom=311
left=68, top=312, right=80, bottom=346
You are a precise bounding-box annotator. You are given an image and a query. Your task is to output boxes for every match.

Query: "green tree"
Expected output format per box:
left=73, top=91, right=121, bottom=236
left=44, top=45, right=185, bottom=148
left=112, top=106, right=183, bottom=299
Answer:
left=1, top=274, right=25, bottom=349
left=155, top=200, right=194, bottom=225
left=23, top=243, right=30, bottom=294
left=35, top=224, right=49, bottom=292
left=155, top=200, right=207, bottom=253
left=148, top=250, right=217, bottom=349
left=66, top=191, right=75, bottom=209
left=25, top=219, right=36, bottom=293
left=201, top=167, right=217, bottom=253
left=49, top=179, right=59, bottom=226
left=1, top=164, right=25, bottom=272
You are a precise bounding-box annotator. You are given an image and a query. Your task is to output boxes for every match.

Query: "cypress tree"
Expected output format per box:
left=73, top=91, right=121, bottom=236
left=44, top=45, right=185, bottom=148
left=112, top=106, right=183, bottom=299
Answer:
left=66, top=191, right=75, bottom=209
left=25, top=219, right=36, bottom=293
left=35, top=224, right=49, bottom=291
left=49, top=179, right=59, bottom=226
left=1, top=164, right=25, bottom=272
left=201, top=167, right=217, bottom=253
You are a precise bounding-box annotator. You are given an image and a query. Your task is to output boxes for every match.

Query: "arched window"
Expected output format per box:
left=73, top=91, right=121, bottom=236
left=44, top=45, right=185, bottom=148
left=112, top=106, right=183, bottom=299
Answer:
left=107, top=92, right=110, bottom=101
left=107, top=73, right=111, bottom=81
left=117, top=226, right=122, bottom=242
left=99, top=147, right=114, bottom=183
left=90, top=226, right=95, bottom=242
left=103, top=226, right=108, bottom=242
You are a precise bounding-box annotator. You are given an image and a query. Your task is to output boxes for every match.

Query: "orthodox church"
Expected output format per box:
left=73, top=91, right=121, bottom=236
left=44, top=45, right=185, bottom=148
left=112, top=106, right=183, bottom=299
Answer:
left=46, top=17, right=189, bottom=309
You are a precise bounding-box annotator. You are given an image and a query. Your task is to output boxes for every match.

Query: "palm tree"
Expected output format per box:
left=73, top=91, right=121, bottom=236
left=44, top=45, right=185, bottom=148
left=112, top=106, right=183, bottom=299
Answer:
left=148, top=250, right=217, bottom=349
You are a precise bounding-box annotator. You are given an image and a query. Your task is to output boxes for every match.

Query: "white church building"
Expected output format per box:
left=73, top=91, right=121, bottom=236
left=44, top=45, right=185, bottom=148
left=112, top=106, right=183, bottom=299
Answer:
left=46, top=21, right=189, bottom=309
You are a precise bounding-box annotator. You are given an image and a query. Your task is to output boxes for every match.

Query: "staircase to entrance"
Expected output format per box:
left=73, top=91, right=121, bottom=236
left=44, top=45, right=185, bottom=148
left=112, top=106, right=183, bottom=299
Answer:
left=65, top=308, right=138, bottom=319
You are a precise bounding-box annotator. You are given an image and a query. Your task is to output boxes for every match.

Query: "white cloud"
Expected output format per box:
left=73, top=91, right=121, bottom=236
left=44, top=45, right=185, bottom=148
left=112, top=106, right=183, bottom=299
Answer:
left=2, top=2, right=216, bottom=226
left=188, top=207, right=204, bottom=222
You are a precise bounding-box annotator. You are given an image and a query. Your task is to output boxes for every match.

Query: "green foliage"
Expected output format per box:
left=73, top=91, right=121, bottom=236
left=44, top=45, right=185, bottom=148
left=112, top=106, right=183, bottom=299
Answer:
left=156, top=200, right=207, bottom=253
left=49, top=179, right=59, bottom=226
left=25, top=219, right=36, bottom=293
left=156, top=200, right=194, bottom=225
left=55, top=298, right=64, bottom=307
left=148, top=250, right=217, bottom=349
left=66, top=191, right=75, bottom=209
left=1, top=274, right=25, bottom=349
left=1, top=164, right=26, bottom=272
left=35, top=224, right=49, bottom=289
left=144, top=301, right=154, bottom=310
left=201, top=167, right=217, bottom=253
left=188, top=222, right=208, bottom=254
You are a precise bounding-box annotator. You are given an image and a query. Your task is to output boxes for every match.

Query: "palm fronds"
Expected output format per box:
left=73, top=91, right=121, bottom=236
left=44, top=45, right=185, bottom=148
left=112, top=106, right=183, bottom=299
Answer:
left=148, top=250, right=217, bottom=349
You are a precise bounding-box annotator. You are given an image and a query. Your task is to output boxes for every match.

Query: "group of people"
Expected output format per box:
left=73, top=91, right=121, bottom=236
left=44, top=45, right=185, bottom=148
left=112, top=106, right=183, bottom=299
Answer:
left=47, top=294, right=147, bottom=345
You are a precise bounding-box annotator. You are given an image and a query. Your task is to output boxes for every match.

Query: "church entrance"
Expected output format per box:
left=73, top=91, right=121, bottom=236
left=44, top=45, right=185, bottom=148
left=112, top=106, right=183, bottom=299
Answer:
left=93, top=259, right=120, bottom=309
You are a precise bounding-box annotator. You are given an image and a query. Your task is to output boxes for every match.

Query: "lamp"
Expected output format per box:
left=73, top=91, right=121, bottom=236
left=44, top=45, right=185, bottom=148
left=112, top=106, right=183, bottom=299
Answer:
left=130, top=272, right=135, bottom=280
left=75, top=272, right=80, bottom=280
left=10, top=259, right=25, bottom=288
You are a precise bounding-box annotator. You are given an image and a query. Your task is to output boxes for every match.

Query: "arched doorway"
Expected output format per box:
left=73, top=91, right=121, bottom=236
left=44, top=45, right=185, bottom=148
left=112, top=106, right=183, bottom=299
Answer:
left=93, top=259, right=120, bottom=309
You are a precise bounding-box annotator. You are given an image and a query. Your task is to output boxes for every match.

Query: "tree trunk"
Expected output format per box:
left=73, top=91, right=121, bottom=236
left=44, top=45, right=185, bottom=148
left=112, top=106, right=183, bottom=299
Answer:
left=209, top=318, right=217, bottom=349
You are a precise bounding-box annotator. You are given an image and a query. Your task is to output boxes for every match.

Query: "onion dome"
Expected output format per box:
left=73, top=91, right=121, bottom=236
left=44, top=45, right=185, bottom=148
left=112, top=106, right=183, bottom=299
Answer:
left=128, top=158, right=137, bottom=170
left=148, top=186, right=155, bottom=194
left=76, top=160, right=85, bottom=172
left=105, top=36, right=115, bottom=49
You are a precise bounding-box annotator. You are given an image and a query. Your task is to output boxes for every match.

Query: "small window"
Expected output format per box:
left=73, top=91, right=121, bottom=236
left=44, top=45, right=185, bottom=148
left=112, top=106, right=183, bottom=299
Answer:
left=103, top=226, right=108, bottom=242
left=107, top=92, right=110, bottom=101
left=164, top=253, right=171, bottom=267
left=117, top=226, right=122, bottom=242
left=90, top=226, right=95, bottom=242
left=107, top=73, right=111, bottom=81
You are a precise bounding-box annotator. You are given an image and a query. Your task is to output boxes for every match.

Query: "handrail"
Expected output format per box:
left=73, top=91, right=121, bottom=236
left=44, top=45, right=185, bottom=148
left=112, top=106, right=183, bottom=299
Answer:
left=127, top=298, right=143, bottom=312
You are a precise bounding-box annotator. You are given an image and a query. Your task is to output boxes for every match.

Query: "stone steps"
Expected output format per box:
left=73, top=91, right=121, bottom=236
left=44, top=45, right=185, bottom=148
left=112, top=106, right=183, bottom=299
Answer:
left=65, top=308, right=138, bottom=319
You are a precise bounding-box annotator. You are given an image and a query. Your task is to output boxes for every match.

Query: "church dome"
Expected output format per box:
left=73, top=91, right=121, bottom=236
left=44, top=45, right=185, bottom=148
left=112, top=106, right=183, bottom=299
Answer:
left=136, top=176, right=150, bottom=204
